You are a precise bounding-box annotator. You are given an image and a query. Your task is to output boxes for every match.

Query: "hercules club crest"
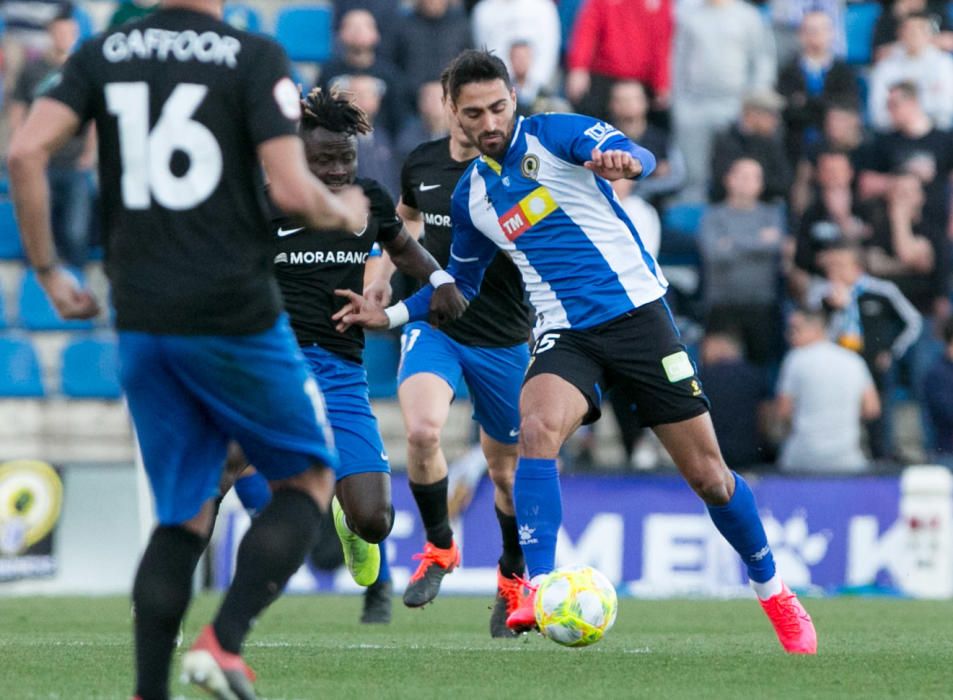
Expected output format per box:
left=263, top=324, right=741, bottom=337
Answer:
left=521, top=153, right=540, bottom=180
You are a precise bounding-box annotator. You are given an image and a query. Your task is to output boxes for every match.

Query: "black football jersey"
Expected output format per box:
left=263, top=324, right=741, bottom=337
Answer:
left=401, top=137, right=530, bottom=347
left=46, top=8, right=303, bottom=334
left=273, top=178, right=401, bottom=363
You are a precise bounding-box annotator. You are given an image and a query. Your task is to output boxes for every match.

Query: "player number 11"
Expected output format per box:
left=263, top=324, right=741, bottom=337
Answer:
left=105, top=82, right=224, bottom=211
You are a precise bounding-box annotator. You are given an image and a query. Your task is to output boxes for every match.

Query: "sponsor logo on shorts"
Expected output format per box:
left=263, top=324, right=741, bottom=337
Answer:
left=661, top=351, right=694, bottom=383
left=498, top=186, right=558, bottom=241
left=508, top=428, right=520, bottom=438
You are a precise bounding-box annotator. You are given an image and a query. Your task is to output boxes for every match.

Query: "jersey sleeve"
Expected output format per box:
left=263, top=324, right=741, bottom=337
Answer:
left=400, top=155, right=419, bottom=210
left=43, top=46, right=96, bottom=122
left=531, top=113, right=656, bottom=179
left=242, top=39, right=300, bottom=146
left=366, top=180, right=402, bottom=243
left=403, top=175, right=499, bottom=321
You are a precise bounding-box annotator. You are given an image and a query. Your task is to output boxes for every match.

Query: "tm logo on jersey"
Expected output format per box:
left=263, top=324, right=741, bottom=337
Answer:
left=498, top=186, right=558, bottom=241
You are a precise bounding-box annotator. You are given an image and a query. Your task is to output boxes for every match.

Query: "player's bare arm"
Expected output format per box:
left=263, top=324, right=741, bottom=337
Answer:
left=584, top=147, right=644, bottom=180
left=8, top=97, right=99, bottom=319
left=259, top=135, right=369, bottom=232
left=364, top=198, right=423, bottom=305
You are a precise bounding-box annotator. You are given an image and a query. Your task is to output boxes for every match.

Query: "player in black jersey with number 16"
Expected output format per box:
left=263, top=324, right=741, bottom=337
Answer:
left=7, top=0, right=370, bottom=698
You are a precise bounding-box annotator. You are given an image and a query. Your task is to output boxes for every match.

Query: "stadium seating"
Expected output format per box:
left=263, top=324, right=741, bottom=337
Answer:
left=0, top=335, right=45, bottom=397
left=275, top=5, right=333, bottom=63
left=74, top=5, right=94, bottom=41
left=18, top=269, right=95, bottom=331
left=658, top=202, right=706, bottom=266
left=365, top=332, right=399, bottom=399
left=0, top=200, right=23, bottom=260
left=61, top=336, right=121, bottom=399
left=845, top=3, right=882, bottom=65
left=224, top=4, right=264, bottom=33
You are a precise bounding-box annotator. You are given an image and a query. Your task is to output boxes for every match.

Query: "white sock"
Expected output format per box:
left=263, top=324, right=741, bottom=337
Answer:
left=530, top=574, right=547, bottom=588
left=751, top=574, right=783, bottom=600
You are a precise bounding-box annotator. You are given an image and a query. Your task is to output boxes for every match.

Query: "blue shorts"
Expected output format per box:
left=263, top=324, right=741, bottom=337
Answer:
left=302, top=344, right=390, bottom=479
left=397, top=322, right=528, bottom=444
left=119, top=315, right=337, bottom=525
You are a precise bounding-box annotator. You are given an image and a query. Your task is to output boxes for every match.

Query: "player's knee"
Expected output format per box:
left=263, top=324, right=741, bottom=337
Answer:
left=349, top=504, right=393, bottom=544
left=686, top=462, right=733, bottom=506
left=518, top=413, right=563, bottom=458
left=407, top=422, right=442, bottom=454
left=487, top=462, right=515, bottom=496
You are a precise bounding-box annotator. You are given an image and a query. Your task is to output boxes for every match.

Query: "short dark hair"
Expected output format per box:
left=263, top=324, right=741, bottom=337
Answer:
left=888, top=80, right=920, bottom=102
left=299, top=87, right=371, bottom=136
left=794, top=305, right=829, bottom=327
left=446, top=49, right=512, bottom=102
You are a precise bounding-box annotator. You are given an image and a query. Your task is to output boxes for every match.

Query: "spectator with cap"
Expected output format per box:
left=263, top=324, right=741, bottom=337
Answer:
left=868, top=13, right=953, bottom=131
left=709, top=90, right=793, bottom=203
left=776, top=10, right=858, bottom=166
left=565, top=0, right=673, bottom=121
left=673, top=0, right=776, bottom=201
left=775, top=307, right=880, bottom=473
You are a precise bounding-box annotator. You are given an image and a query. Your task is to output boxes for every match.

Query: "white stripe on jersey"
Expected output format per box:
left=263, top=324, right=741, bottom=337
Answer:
left=464, top=165, right=570, bottom=334
left=523, top=133, right=667, bottom=310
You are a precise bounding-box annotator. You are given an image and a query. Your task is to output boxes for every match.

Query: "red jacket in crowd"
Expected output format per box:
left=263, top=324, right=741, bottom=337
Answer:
left=566, top=0, right=674, bottom=96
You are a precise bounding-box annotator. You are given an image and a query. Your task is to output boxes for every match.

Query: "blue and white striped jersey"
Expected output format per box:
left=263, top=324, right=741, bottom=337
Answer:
left=404, top=113, right=668, bottom=337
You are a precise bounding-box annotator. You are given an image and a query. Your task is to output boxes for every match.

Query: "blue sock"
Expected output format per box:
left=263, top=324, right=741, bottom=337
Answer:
left=706, top=472, right=776, bottom=583
left=234, top=471, right=272, bottom=517
left=514, top=457, right=561, bottom=579
left=376, top=542, right=391, bottom=584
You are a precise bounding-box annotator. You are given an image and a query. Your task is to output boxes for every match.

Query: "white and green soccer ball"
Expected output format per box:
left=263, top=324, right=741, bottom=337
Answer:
left=534, top=566, right=618, bottom=647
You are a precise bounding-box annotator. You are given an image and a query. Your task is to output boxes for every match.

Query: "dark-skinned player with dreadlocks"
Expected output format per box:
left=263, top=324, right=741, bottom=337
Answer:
left=227, top=88, right=466, bottom=626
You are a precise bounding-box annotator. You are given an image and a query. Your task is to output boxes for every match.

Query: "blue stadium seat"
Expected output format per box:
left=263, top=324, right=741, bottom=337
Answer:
left=845, top=3, right=882, bottom=65
left=0, top=335, right=44, bottom=397
left=275, top=5, right=333, bottom=63
left=662, top=203, right=706, bottom=236
left=0, top=199, right=22, bottom=259
left=61, top=336, right=121, bottom=399
left=224, top=4, right=263, bottom=33
left=364, top=332, right=399, bottom=399
left=73, top=5, right=94, bottom=42
left=18, top=269, right=95, bottom=331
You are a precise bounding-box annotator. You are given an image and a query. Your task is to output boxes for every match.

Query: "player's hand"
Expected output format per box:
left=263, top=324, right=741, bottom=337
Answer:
left=335, top=185, right=371, bottom=234
left=584, top=148, right=642, bottom=181
left=428, top=284, right=468, bottom=327
left=363, top=278, right=393, bottom=307
left=332, top=289, right=388, bottom=331
left=39, top=267, right=99, bottom=320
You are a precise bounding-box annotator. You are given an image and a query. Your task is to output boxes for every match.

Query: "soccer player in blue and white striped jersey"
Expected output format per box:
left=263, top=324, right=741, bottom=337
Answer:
left=337, top=50, right=816, bottom=654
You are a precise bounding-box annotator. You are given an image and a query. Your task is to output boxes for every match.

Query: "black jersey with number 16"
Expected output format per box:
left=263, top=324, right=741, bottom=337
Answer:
left=45, top=8, right=302, bottom=335
left=401, top=137, right=531, bottom=348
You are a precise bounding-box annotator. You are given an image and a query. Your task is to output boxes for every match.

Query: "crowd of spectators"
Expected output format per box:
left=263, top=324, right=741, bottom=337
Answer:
left=1, top=0, right=952, bottom=472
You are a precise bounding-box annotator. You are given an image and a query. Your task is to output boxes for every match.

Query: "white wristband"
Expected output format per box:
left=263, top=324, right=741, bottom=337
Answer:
left=429, top=270, right=455, bottom=288
left=384, top=302, right=409, bottom=330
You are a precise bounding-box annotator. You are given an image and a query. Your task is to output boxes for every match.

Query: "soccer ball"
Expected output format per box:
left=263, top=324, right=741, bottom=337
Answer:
left=534, top=566, right=618, bottom=647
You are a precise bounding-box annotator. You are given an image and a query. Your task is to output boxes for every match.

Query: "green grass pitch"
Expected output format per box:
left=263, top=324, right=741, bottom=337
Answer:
left=0, top=595, right=950, bottom=699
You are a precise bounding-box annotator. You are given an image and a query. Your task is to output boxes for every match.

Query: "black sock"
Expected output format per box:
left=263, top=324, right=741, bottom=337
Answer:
left=133, top=526, right=205, bottom=700
left=495, top=506, right=525, bottom=579
left=409, top=478, right=453, bottom=549
left=213, top=489, right=323, bottom=653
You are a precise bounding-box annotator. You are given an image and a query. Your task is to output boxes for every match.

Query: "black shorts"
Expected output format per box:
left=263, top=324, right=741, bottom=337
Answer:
left=524, top=299, right=710, bottom=427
